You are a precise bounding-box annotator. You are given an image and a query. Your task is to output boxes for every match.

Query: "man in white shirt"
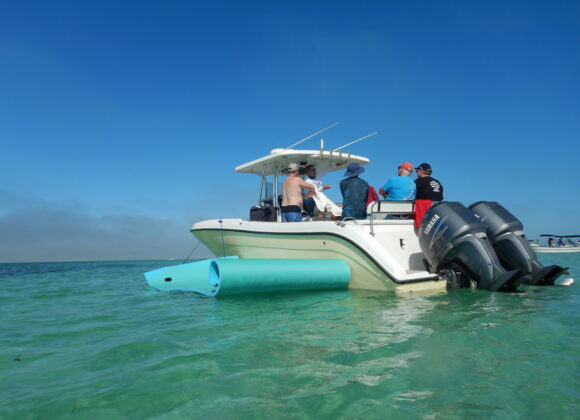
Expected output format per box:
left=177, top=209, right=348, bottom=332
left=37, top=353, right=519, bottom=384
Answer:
left=303, top=165, right=331, bottom=216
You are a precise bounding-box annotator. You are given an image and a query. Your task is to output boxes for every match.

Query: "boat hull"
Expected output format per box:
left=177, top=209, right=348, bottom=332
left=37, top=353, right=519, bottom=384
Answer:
left=532, top=247, right=580, bottom=253
left=192, top=223, right=445, bottom=294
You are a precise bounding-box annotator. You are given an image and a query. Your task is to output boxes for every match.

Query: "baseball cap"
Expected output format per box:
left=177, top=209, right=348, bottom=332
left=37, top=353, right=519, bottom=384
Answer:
left=282, top=162, right=299, bottom=173
left=416, top=163, right=432, bottom=172
left=399, top=162, right=414, bottom=171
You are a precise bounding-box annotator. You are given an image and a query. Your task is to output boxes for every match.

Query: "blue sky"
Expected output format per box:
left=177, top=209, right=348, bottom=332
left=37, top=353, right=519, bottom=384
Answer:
left=1, top=0, right=579, bottom=262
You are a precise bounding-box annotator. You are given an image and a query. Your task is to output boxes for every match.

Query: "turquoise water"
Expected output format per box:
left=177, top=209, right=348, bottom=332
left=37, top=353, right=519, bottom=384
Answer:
left=1, top=255, right=579, bottom=419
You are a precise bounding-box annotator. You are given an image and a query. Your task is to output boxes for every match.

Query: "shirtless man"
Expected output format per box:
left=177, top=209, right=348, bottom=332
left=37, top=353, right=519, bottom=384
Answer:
left=281, top=163, right=315, bottom=222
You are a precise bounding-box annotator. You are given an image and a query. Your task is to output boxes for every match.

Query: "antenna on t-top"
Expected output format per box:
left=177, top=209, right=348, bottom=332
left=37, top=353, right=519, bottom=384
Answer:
left=334, top=130, right=379, bottom=151
left=286, top=122, right=340, bottom=149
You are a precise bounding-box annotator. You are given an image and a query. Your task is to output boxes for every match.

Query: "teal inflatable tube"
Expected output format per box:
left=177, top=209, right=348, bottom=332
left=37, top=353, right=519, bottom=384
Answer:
left=210, top=259, right=350, bottom=296
left=144, top=257, right=238, bottom=293
left=145, top=258, right=350, bottom=297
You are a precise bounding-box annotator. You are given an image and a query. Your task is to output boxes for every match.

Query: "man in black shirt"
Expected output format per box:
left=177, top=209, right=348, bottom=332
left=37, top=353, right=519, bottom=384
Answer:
left=414, top=163, right=444, bottom=201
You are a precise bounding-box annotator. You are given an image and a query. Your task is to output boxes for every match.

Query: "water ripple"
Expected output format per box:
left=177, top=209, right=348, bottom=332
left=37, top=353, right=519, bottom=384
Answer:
left=1, top=256, right=579, bottom=419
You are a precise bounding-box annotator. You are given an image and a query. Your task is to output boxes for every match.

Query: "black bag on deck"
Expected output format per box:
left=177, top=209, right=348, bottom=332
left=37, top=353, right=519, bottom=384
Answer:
left=250, top=205, right=278, bottom=222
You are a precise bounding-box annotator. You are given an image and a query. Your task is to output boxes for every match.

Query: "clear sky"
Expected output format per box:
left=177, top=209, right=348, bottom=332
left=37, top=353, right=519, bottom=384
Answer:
left=1, top=0, right=579, bottom=262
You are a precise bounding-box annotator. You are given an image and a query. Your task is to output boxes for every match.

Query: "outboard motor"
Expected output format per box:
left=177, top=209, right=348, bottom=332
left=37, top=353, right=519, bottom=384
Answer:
left=469, top=201, right=566, bottom=286
left=418, top=202, right=522, bottom=292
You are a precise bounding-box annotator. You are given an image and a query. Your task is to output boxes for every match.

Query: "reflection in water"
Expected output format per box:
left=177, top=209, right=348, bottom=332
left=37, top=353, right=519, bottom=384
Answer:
left=344, top=292, right=439, bottom=353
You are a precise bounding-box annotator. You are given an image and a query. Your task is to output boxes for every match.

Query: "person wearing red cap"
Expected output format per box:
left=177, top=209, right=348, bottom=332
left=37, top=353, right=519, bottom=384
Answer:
left=379, top=162, right=416, bottom=201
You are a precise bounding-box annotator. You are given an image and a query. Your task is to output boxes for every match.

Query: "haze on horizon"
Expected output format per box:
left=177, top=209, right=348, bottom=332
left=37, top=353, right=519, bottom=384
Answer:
left=1, top=0, right=579, bottom=263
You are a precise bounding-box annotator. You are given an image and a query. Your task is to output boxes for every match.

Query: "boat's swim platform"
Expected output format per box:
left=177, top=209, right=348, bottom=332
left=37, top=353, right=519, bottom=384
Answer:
left=145, top=258, right=351, bottom=297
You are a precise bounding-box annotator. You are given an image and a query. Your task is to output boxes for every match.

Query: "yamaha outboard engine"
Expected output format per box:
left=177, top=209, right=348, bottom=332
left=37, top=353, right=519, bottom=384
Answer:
left=469, top=201, right=566, bottom=286
left=418, top=202, right=522, bottom=292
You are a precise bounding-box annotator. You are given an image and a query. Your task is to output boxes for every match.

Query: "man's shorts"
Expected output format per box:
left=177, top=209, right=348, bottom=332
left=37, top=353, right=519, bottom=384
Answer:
left=281, top=205, right=302, bottom=222
left=282, top=212, right=302, bottom=222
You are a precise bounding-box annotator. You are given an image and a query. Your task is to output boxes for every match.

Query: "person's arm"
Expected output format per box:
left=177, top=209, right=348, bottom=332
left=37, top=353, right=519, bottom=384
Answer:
left=298, top=179, right=315, bottom=191
left=311, top=172, right=332, bottom=191
left=313, top=166, right=339, bottom=191
left=379, top=180, right=391, bottom=198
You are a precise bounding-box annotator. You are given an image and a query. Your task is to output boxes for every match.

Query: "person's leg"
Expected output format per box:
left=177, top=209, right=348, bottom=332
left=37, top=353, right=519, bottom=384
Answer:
left=281, top=212, right=289, bottom=222
left=303, top=197, right=316, bottom=216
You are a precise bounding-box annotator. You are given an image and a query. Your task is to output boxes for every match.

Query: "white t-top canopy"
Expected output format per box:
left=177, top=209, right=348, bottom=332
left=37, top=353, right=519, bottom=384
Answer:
left=235, top=148, right=370, bottom=176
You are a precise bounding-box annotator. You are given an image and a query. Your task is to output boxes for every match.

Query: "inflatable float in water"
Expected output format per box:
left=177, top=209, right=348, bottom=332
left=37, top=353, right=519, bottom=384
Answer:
left=145, top=258, right=351, bottom=297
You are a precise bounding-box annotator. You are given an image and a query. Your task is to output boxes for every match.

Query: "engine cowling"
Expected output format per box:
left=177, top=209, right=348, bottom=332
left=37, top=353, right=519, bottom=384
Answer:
left=468, top=201, right=566, bottom=286
left=418, top=202, right=522, bottom=291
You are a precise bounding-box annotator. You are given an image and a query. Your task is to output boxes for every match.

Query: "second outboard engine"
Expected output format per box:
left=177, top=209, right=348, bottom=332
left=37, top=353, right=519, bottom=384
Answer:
left=469, top=201, right=566, bottom=286
left=418, top=202, right=522, bottom=292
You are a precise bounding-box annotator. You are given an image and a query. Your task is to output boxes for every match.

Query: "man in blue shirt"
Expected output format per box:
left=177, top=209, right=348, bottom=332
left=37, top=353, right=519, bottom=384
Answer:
left=340, top=162, right=369, bottom=220
left=379, top=162, right=416, bottom=200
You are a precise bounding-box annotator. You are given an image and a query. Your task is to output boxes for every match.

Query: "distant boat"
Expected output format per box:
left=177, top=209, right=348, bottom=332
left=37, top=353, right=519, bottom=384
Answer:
left=530, top=235, right=580, bottom=253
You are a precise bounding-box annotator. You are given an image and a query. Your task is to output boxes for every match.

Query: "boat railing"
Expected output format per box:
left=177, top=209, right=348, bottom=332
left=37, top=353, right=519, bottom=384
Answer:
left=336, top=217, right=361, bottom=227
left=368, top=200, right=415, bottom=236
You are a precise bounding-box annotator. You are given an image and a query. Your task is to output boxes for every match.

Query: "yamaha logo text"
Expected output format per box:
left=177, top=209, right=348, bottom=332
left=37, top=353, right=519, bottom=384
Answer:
left=423, top=214, right=441, bottom=235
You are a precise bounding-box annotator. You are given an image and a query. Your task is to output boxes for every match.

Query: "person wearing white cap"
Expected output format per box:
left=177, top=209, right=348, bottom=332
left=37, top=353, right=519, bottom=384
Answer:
left=281, top=163, right=315, bottom=222
left=379, top=162, right=416, bottom=201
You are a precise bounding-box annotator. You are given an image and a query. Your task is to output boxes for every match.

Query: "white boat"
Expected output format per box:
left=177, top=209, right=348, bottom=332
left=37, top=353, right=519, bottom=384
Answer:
left=191, top=147, right=444, bottom=294
left=190, top=138, right=569, bottom=293
left=530, top=235, right=580, bottom=253
left=532, top=247, right=580, bottom=254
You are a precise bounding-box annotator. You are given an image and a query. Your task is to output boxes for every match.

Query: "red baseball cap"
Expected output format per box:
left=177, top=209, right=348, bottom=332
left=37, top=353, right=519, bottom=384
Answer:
left=399, top=162, right=414, bottom=171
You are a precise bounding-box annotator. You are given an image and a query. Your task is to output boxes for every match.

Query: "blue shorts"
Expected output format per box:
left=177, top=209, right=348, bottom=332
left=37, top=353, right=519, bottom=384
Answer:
left=282, top=212, right=302, bottom=222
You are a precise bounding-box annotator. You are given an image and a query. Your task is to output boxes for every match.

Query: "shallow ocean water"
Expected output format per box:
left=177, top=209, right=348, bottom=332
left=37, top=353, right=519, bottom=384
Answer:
left=1, top=254, right=579, bottom=419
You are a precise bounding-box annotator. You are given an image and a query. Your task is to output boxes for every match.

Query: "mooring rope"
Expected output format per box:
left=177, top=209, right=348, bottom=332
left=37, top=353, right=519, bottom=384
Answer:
left=219, top=218, right=227, bottom=257
left=182, top=240, right=202, bottom=264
